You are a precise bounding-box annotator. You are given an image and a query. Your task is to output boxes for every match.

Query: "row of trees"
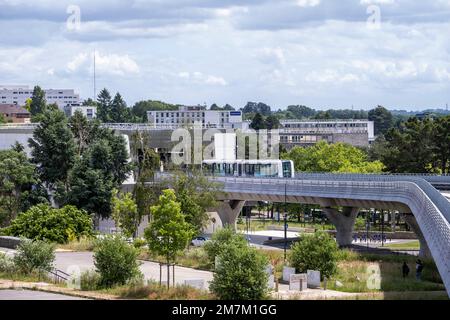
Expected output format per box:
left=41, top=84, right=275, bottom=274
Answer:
left=370, top=116, right=450, bottom=174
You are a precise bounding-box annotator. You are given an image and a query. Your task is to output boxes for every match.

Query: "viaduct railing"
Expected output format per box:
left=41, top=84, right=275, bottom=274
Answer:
left=208, top=175, right=450, bottom=296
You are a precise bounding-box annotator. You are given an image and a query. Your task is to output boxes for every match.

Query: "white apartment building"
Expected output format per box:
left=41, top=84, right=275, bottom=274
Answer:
left=0, top=85, right=80, bottom=108
left=147, top=106, right=245, bottom=129
left=64, top=105, right=97, bottom=120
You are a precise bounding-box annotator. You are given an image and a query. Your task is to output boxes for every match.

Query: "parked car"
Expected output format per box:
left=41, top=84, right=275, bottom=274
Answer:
left=190, top=236, right=208, bottom=247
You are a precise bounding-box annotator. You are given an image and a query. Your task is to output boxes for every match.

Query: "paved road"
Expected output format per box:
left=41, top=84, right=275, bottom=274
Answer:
left=1, top=248, right=214, bottom=290
left=54, top=252, right=214, bottom=289
left=0, top=289, right=86, bottom=300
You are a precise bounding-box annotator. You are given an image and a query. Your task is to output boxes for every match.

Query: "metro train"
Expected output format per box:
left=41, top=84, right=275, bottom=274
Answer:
left=201, top=159, right=295, bottom=178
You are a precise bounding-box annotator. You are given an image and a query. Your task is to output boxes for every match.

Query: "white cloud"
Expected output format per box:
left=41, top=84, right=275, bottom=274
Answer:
left=177, top=71, right=228, bottom=86
left=95, top=52, right=140, bottom=75
left=66, top=51, right=139, bottom=76
left=296, top=0, right=321, bottom=7
left=67, top=53, right=89, bottom=72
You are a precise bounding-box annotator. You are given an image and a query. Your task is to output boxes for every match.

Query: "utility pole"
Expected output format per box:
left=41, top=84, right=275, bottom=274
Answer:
left=93, top=50, right=97, bottom=99
left=381, top=210, right=385, bottom=247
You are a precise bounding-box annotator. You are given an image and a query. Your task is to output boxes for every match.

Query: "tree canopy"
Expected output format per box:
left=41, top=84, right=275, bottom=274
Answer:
left=29, top=108, right=77, bottom=186
left=0, top=148, right=37, bottom=226
left=283, top=140, right=384, bottom=173
left=144, top=189, right=193, bottom=268
left=368, top=105, right=394, bottom=136
left=370, top=116, right=450, bottom=174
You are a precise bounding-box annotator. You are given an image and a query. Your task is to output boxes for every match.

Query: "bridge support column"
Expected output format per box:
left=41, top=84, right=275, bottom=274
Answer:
left=403, top=214, right=432, bottom=259
left=322, top=207, right=359, bottom=247
left=216, top=200, right=246, bottom=230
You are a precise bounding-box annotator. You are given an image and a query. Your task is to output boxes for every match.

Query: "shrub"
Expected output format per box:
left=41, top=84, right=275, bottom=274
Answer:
left=133, top=238, right=146, bottom=249
left=93, top=235, right=142, bottom=288
left=7, top=204, right=93, bottom=244
left=289, top=232, right=339, bottom=279
left=80, top=270, right=101, bottom=291
left=210, top=244, right=269, bottom=300
left=0, top=252, right=16, bottom=274
left=13, top=239, right=55, bottom=274
left=203, top=227, right=247, bottom=264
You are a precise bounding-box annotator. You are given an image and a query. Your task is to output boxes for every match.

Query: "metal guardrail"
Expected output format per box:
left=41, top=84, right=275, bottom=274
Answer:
left=47, top=268, right=71, bottom=283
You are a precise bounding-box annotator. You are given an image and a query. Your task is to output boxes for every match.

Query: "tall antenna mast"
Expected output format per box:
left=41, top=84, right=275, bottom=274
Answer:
left=93, top=50, right=96, bottom=100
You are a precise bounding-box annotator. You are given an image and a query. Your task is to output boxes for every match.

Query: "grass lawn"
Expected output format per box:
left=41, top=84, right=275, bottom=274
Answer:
left=237, top=219, right=335, bottom=232
left=100, top=281, right=213, bottom=300
left=384, top=240, right=420, bottom=251
left=326, top=251, right=444, bottom=293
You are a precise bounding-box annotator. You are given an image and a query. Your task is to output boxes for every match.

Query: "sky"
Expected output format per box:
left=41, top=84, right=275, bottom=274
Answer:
left=1, top=0, right=450, bottom=111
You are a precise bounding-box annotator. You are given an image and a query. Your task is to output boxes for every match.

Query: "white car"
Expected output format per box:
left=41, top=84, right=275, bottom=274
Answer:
left=190, top=236, right=208, bottom=247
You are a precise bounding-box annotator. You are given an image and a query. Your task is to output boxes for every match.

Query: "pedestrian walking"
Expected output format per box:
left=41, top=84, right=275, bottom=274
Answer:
left=416, top=259, right=424, bottom=281
left=402, top=262, right=410, bottom=278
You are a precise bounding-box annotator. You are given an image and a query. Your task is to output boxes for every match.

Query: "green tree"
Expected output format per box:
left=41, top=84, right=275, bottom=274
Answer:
left=6, top=204, right=93, bottom=244
left=289, top=232, right=339, bottom=279
left=28, top=108, right=77, bottom=187
left=286, top=105, right=316, bottom=119
left=369, top=105, right=394, bottom=136
left=112, top=190, right=139, bottom=238
left=93, top=235, right=142, bottom=288
left=371, top=117, right=436, bottom=173
left=433, top=116, right=450, bottom=174
left=223, top=104, right=235, bottom=111
left=250, top=113, right=267, bottom=130
left=242, top=102, right=271, bottom=116
left=82, top=98, right=98, bottom=107
left=69, top=110, right=94, bottom=156
left=171, top=172, right=218, bottom=235
left=144, top=189, right=194, bottom=288
left=283, top=140, right=384, bottom=173
left=314, top=111, right=332, bottom=119
left=131, top=100, right=178, bottom=122
left=29, top=86, right=47, bottom=118
left=265, top=114, right=281, bottom=130
left=0, top=148, right=36, bottom=226
left=203, top=227, right=247, bottom=265
left=97, top=88, right=112, bottom=122
left=130, top=131, right=161, bottom=221
left=0, top=113, right=5, bottom=124
left=13, top=239, right=55, bottom=275
left=210, top=244, right=269, bottom=300
left=110, top=92, right=130, bottom=123
left=59, top=158, right=114, bottom=219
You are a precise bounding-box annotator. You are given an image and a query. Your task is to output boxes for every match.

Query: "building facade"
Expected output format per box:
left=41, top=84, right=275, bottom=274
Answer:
left=0, top=85, right=80, bottom=108
left=64, top=105, right=97, bottom=120
left=147, top=106, right=245, bottom=129
left=279, top=120, right=374, bottom=148
left=0, top=104, right=31, bottom=123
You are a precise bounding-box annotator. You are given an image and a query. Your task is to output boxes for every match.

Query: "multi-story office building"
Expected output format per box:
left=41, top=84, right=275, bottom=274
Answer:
left=0, top=85, right=80, bottom=108
left=147, top=106, right=245, bottom=129
left=279, top=119, right=374, bottom=148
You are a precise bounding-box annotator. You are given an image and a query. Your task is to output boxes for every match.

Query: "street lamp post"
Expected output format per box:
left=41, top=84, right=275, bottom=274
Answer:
left=284, top=182, right=288, bottom=262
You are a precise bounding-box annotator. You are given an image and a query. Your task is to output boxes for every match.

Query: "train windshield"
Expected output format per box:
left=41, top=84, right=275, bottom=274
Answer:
left=282, top=161, right=293, bottom=178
